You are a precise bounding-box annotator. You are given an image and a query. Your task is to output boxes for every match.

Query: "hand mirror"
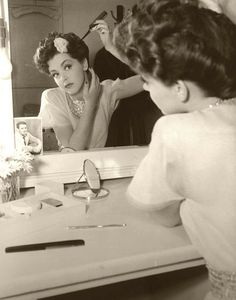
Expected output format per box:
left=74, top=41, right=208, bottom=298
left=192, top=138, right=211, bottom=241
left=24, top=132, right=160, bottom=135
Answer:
left=72, top=159, right=109, bottom=203
left=83, top=159, right=100, bottom=194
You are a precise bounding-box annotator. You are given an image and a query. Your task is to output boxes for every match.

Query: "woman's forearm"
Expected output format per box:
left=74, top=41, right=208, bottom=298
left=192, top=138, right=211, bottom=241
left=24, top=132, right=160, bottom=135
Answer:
left=68, top=102, right=98, bottom=150
left=68, top=69, right=101, bottom=150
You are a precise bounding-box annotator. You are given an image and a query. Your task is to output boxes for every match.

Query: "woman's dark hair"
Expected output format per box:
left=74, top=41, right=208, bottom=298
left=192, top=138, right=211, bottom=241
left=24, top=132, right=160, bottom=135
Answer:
left=114, top=0, right=236, bottom=99
left=33, top=32, right=89, bottom=75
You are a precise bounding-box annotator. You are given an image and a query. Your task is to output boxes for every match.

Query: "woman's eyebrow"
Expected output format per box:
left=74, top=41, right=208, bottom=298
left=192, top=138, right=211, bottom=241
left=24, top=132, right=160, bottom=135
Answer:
left=61, top=59, right=72, bottom=67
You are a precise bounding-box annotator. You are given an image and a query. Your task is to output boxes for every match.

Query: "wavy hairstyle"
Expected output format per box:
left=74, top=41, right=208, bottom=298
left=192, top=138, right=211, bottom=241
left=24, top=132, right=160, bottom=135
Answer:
left=114, top=0, right=236, bottom=99
left=33, top=32, right=89, bottom=75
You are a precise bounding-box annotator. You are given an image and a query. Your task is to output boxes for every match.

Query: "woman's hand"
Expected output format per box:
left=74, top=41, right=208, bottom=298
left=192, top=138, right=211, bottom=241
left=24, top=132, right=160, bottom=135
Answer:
left=61, top=69, right=101, bottom=151
left=91, top=20, right=126, bottom=62
left=83, top=68, right=101, bottom=108
left=90, top=20, right=113, bottom=51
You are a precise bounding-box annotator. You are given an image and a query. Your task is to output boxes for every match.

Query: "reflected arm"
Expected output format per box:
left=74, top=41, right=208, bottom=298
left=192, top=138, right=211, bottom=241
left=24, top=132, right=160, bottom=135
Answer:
left=91, top=20, right=128, bottom=64
left=53, top=100, right=97, bottom=151
left=92, top=20, right=144, bottom=99
left=54, top=69, right=100, bottom=151
left=68, top=97, right=99, bottom=150
left=116, top=75, right=143, bottom=100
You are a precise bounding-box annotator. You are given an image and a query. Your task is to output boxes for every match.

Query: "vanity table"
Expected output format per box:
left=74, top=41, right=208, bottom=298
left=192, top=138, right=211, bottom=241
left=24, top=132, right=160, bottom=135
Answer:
left=0, top=177, right=205, bottom=300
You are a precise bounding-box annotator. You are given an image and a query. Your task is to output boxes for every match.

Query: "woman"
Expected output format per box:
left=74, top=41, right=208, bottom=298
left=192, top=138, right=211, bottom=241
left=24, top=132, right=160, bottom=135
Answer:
left=114, top=1, right=236, bottom=299
left=34, top=24, right=143, bottom=151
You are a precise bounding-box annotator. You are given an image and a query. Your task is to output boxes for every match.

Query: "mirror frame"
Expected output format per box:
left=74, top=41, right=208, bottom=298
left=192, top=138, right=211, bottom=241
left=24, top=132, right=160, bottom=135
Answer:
left=1, top=0, right=148, bottom=188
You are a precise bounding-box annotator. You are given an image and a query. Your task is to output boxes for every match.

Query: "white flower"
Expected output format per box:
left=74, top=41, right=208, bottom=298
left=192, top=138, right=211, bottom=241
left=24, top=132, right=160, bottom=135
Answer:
left=0, top=160, right=11, bottom=179
left=54, top=37, right=69, bottom=53
left=0, top=149, right=34, bottom=180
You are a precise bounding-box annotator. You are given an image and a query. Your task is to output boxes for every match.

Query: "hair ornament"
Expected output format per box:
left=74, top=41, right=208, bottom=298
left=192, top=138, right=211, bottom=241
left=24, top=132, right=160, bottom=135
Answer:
left=54, top=37, right=69, bottom=53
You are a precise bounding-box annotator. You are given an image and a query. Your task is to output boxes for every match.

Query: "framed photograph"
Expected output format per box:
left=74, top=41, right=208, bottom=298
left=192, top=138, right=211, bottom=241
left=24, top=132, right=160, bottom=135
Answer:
left=14, top=117, right=43, bottom=155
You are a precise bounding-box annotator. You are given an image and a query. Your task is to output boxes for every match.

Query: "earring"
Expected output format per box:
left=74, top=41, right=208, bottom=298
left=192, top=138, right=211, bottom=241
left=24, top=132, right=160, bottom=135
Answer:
left=177, top=85, right=184, bottom=97
left=84, top=71, right=88, bottom=85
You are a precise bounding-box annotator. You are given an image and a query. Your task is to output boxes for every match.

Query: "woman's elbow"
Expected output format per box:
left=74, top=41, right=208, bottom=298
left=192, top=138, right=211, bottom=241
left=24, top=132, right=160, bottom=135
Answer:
left=152, top=202, right=182, bottom=227
left=155, top=211, right=182, bottom=227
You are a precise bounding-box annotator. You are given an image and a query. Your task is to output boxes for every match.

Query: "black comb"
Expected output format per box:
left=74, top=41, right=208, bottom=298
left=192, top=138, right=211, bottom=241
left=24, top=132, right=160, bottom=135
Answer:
left=81, top=11, right=108, bottom=40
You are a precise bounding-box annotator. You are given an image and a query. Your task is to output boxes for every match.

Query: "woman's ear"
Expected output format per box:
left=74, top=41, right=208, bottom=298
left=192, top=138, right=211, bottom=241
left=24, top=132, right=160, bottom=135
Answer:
left=82, top=59, right=89, bottom=71
left=175, top=80, right=189, bottom=102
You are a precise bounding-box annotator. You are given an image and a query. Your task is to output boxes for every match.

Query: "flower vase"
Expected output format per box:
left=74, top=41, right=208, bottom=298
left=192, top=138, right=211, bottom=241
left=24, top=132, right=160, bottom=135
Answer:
left=0, top=174, right=20, bottom=203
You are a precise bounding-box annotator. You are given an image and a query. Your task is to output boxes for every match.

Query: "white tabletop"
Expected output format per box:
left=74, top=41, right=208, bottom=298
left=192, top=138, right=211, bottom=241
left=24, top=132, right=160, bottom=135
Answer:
left=0, top=177, right=204, bottom=300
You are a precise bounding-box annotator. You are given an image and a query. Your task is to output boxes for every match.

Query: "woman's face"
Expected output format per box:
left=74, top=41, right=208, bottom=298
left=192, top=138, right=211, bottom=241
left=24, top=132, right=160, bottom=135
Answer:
left=48, top=53, right=86, bottom=97
left=141, top=74, right=183, bottom=115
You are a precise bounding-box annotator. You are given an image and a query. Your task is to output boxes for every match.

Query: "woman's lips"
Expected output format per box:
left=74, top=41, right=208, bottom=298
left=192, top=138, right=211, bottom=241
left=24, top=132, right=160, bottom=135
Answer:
left=65, top=83, right=73, bottom=89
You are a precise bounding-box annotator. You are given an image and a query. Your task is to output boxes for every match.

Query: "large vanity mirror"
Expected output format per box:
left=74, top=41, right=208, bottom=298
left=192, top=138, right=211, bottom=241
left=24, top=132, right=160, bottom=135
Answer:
left=3, top=0, right=161, bottom=187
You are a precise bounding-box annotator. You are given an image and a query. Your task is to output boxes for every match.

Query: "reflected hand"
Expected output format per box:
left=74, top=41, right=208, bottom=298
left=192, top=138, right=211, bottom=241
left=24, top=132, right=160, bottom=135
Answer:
left=90, top=20, right=113, bottom=51
left=83, top=68, right=101, bottom=107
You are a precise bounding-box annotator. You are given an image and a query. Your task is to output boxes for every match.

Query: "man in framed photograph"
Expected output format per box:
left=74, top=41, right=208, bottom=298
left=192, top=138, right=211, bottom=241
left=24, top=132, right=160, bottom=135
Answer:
left=15, top=120, right=42, bottom=154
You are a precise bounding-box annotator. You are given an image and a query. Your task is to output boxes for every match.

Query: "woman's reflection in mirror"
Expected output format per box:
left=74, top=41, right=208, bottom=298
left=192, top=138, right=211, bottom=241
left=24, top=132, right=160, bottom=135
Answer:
left=33, top=21, right=143, bottom=152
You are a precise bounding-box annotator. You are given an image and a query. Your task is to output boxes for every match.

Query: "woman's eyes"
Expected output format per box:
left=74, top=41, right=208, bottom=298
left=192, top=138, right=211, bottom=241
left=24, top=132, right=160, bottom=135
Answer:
left=51, top=64, right=72, bottom=78
left=52, top=73, right=59, bottom=78
left=50, top=64, right=72, bottom=78
left=64, top=64, right=72, bottom=71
